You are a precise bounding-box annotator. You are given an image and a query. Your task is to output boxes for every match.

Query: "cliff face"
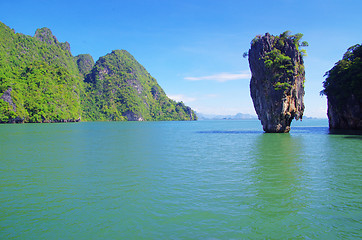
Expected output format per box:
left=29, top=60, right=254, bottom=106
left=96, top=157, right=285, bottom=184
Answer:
left=327, top=94, right=361, bottom=130
left=34, top=27, right=71, bottom=53
left=248, top=32, right=306, bottom=133
left=321, top=44, right=362, bottom=130
left=0, top=88, right=16, bottom=112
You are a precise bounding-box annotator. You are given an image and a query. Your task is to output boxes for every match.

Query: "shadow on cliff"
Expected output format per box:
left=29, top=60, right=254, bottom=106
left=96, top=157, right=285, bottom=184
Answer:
left=328, top=129, right=362, bottom=137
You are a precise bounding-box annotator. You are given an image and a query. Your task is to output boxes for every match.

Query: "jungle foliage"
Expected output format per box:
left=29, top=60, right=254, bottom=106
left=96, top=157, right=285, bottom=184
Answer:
left=0, top=22, right=196, bottom=123
left=82, top=50, right=196, bottom=121
left=0, top=22, right=81, bottom=123
left=321, top=44, right=362, bottom=108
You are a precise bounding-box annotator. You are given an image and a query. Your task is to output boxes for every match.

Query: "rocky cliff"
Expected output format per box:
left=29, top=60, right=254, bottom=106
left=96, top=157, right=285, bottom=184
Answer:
left=327, top=95, right=361, bottom=130
left=321, top=44, right=362, bottom=130
left=248, top=32, right=306, bottom=133
left=34, top=27, right=71, bottom=53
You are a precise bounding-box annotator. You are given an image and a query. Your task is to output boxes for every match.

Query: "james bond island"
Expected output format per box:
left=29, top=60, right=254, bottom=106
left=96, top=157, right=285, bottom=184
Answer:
left=0, top=22, right=197, bottom=123
left=247, top=31, right=308, bottom=133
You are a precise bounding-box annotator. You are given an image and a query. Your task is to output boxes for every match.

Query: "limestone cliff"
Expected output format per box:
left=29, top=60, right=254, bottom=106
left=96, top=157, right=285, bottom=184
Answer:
left=34, top=27, right=71, bottom=53
left=321, top=44, right=362, bottom=130
left=327, top=94, right=361, bottom=130
left=0, top=88, right=16, bottom=112
left=248, top=32, right=306, bottom=133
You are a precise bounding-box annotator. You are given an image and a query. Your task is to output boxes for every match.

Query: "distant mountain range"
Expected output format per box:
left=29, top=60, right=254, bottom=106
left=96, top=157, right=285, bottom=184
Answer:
left=197, top=112, right=325, bottom=120
left=196, top=112, right=258, bottom=120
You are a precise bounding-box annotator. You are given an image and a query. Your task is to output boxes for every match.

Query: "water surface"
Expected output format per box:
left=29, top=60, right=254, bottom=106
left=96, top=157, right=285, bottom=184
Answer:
left=0, top=120, right=361, bottom=239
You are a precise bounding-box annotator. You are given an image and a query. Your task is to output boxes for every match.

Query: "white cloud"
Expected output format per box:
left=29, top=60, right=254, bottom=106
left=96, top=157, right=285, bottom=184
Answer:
left=184, top=71, right=251, bottom=82
left=167, top=94, right=196, bottom=103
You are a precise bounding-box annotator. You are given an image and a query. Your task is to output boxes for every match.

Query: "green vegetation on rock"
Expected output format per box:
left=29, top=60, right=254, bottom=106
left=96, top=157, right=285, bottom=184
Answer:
left=0, top=21, right=196, bottom=123
left=263, top=48, right=294, bottom=81
left=252, top=31, right=308, bottom=92
left=321, top=44, right=362, bottom=106
left=248, top=31, right=306, bottom=133
left=82, top=50, right=196, bottom=121
left=320, top=44, right=362, bottom=130
left=0, top=22, right=82, bottom=123
left=75, top=54, right=95, bottom=77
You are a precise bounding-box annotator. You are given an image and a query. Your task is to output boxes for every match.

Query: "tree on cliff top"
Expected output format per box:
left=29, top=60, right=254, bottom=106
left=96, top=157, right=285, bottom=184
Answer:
left=249, top=31, right=308, bottom=91
left=321, top=44, right=362, bottom=106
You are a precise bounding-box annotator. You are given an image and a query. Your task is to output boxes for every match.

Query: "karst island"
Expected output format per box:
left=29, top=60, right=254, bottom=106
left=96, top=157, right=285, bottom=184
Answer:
left=246, top=31, right=308, bottom=133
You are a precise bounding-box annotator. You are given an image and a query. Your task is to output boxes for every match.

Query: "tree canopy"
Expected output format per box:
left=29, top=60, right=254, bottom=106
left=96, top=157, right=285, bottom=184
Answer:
left=321, top=44, right=362, bottom=107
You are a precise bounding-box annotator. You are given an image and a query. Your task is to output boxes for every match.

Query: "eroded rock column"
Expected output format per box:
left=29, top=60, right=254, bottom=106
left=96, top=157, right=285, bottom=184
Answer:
left=248, top=32, right=306, bottom=133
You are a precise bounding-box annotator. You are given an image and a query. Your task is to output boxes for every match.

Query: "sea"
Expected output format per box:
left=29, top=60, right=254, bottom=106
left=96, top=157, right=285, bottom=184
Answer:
left=0, top=119, right=361, bottom=239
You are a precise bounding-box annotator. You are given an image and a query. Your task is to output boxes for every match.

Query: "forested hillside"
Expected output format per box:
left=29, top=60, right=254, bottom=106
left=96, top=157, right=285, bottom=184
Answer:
left=0, top=22, right=82, bottom=123
left=82, top=50, right=197, bottom=121
left=0, top=22, right=196, bottom=123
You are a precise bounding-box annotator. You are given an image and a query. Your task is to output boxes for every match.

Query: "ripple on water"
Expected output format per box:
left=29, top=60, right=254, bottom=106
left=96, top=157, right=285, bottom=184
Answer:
left=0, top=120, right=360, bottom=239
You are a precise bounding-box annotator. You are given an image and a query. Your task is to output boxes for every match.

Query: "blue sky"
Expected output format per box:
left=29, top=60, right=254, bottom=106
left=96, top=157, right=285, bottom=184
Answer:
left=1, top=0, right=361, bottom=118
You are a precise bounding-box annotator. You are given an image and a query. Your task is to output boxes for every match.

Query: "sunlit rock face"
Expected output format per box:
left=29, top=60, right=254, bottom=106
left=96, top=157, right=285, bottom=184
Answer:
left=248, top=32, right=305, bottom=133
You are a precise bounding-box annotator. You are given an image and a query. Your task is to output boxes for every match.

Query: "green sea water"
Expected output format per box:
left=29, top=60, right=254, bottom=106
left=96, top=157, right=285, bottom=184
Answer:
left=0, top=120, right=361, bottom=239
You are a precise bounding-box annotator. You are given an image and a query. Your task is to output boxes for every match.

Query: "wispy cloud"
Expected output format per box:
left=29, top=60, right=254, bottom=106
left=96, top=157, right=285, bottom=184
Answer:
left=168, top=94, right=197, bottom=103
left=204, top=94, right=219, bottom=98
left=184, top=71, right=251, bottom=82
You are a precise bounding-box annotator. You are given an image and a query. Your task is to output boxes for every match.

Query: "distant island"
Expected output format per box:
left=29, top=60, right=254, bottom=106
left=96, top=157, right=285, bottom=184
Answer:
left=196, top=112, right=323, bottom=121
left=0, top=22, right=197, bottom=123
left=197, top=113, right=257, bottom=120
